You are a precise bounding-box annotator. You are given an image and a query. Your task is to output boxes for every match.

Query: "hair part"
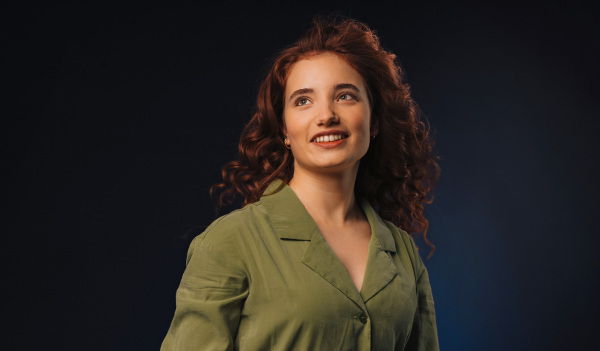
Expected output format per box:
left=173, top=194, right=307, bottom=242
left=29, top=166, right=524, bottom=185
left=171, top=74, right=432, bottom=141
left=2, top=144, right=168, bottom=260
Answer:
left=211, top=15, right=440, bottom=256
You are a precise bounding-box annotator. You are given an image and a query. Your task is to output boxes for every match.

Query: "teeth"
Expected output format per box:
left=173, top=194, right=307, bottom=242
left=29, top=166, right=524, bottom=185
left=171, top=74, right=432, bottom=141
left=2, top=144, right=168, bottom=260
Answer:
left=312, top=134, right=346, bottom=143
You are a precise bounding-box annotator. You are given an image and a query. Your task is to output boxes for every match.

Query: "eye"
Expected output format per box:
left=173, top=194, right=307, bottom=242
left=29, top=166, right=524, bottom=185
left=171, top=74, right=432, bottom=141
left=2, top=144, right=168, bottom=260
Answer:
left=338, top=92, right=357, bottom=101
left=294, top=97, right=311, bottom=106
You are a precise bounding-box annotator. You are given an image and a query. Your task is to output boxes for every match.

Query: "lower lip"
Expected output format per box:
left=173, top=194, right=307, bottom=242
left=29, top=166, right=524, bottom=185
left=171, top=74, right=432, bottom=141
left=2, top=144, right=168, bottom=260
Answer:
left=311, top=138, right=347, bottom=149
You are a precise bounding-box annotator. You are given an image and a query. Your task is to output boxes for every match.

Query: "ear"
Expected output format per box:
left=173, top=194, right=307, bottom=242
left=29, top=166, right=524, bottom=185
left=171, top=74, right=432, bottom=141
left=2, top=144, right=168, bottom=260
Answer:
left=370, top=114, right=379, bottom=137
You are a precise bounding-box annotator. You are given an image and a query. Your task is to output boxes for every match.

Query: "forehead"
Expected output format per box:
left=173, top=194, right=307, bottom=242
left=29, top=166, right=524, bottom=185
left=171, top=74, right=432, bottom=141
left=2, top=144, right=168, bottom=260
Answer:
left=284, top=52, right=366, bottom=95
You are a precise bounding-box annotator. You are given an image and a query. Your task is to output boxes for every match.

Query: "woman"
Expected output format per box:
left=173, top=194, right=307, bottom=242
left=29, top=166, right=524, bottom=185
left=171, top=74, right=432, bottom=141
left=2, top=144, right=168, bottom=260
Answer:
left=162, top=16, right=440, bottom=350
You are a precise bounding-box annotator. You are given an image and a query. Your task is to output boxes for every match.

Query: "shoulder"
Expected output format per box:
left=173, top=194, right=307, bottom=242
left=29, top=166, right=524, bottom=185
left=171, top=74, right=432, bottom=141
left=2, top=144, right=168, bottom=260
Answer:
left=203, top=201, right=268, bottom=240
left=380, top=219, right=423, bottom=274
left=381, top=220, right=418, bottom=254
left=186, top=201, right=270, bottom=264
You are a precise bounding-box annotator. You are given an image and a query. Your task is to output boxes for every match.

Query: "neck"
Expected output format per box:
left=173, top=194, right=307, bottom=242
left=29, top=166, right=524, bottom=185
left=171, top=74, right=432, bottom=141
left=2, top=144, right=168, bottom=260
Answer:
left=288, top=165, right=362, bottom=227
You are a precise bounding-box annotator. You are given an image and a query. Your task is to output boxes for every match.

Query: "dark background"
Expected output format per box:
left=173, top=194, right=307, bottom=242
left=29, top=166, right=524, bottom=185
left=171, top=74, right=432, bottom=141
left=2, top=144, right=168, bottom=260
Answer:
left=4, top=0, right=599, bottom=350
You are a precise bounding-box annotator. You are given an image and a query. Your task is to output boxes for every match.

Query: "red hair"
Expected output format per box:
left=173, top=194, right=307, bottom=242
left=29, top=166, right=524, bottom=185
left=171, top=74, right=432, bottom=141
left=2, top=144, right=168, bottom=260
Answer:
left=211, top=16, right=440, bottom=254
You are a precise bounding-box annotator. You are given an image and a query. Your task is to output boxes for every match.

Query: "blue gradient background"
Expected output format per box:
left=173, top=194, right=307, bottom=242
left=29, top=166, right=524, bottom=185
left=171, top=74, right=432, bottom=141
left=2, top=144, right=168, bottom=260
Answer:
left=4, top=1, right=598, bottom=350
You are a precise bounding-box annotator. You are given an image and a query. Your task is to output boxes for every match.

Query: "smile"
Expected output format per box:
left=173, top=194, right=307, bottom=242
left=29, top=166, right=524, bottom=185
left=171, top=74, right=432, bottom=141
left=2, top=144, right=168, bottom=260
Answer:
left=311, top=134, right=347, bottom=143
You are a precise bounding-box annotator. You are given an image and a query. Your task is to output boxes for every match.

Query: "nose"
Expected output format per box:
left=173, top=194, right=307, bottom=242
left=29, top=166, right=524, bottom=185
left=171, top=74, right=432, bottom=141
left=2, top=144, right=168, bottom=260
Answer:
left=315, top=102, right=339, bottom=126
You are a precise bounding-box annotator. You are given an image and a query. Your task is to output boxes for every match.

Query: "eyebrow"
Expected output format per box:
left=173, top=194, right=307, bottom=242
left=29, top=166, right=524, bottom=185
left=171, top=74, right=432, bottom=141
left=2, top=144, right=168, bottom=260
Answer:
left=287, top=83, right=361, bottom=102
left=288, top=88, right=313, bottom=102
left=333, top=83, right=360, bottom=93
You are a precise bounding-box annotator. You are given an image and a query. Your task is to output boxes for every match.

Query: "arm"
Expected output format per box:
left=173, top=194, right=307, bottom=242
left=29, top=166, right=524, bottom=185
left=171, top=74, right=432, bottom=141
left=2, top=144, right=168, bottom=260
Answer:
left=404, top=239, right=439, bottom=351
left=161, top=230, right=249, bottom=351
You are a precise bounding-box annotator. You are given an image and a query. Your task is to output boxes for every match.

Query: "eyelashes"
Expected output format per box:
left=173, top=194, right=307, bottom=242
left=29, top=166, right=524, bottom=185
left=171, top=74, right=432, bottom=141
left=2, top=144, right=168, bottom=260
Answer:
left=338, top=93, right=357, bottom=101
left=293, top=92, right=358, bottom=107
left=295, top=97, right=311, bottom=106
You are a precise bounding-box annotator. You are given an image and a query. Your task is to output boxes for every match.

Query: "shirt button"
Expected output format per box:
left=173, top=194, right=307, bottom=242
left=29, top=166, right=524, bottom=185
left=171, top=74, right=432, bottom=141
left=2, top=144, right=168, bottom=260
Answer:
left=354, top=312, right=368, bottom=324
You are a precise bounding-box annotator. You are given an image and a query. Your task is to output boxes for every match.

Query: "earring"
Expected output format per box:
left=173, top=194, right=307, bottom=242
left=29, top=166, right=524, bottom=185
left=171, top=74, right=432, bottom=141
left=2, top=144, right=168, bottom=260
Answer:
left=370, top=134, right=376, bottom=140
left=284, top=138, right=291, bottom=149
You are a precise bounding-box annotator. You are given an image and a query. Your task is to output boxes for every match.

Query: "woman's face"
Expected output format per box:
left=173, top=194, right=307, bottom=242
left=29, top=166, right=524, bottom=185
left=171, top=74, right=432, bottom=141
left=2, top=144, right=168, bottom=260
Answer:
left=283, top=52, right=372, bottom=177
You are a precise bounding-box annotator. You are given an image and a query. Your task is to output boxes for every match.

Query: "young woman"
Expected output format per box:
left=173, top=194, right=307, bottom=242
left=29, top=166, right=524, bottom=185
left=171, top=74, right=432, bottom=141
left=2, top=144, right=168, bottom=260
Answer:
left=162, top=16, right=440, bottom=351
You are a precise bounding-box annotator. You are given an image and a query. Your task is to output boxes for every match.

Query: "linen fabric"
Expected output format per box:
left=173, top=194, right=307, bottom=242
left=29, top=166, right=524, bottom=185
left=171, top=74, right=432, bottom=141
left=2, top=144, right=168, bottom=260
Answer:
left=161, top=179, right=439, bottom=350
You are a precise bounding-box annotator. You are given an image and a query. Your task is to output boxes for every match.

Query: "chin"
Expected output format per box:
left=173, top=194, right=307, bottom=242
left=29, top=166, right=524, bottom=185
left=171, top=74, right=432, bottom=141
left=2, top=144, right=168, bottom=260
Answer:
left=303, top=160, right=361, bottom=174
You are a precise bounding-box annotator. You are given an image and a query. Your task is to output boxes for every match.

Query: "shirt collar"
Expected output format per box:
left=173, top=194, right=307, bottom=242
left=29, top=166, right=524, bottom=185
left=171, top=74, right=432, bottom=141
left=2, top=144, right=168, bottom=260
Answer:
left=260, top=179, right=397, bottom=253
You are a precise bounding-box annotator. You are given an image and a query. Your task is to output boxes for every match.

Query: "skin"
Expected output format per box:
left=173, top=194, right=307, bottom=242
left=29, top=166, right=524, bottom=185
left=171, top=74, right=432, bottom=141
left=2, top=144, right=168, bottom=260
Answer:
left=282, top=52, right=377, bottom=291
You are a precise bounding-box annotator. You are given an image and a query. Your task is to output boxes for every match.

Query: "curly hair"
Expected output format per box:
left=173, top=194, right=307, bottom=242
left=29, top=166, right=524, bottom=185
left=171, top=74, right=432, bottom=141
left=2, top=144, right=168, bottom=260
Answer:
left=211, top=16, right=440, bottom=253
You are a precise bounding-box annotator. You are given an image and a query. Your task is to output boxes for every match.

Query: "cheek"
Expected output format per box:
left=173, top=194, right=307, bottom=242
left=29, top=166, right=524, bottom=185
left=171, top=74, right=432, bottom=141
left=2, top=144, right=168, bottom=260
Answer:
left=355, top=110, right=372, bottom=135
left=283, top=112, right=306, bottom=139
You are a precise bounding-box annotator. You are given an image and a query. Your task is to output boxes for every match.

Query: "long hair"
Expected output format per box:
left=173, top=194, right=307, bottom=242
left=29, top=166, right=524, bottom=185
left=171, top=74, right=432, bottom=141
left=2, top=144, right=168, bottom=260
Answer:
left=211, top=16, right=440, bottom=253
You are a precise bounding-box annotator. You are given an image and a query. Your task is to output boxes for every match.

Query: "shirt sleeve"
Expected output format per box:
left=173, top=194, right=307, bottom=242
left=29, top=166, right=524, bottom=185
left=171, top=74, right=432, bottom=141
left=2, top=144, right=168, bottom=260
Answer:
left=404, top=238, right=440, bottom=351
left=161, top=229, right=249, bottom=351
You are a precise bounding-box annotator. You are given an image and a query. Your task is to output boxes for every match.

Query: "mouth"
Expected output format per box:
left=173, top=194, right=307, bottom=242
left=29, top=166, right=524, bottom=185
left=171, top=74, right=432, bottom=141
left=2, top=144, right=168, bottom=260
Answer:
left=311, top=133, right=348, bottom=143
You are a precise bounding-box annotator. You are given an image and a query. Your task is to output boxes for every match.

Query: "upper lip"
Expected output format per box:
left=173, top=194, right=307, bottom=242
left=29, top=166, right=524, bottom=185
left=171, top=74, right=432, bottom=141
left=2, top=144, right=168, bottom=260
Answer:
left=310, top=130, right=348, bottom=142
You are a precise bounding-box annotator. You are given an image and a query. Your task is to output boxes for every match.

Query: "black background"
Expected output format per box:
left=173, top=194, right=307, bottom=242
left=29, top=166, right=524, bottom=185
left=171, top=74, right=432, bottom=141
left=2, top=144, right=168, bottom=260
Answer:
left=4, top=0, right=599, bottom=350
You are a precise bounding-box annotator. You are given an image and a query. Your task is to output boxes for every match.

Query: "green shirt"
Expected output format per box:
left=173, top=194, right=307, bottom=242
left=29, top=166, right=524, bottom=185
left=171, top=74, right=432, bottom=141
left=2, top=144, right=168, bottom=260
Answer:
left=161, top=180, right=439, bottom=350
